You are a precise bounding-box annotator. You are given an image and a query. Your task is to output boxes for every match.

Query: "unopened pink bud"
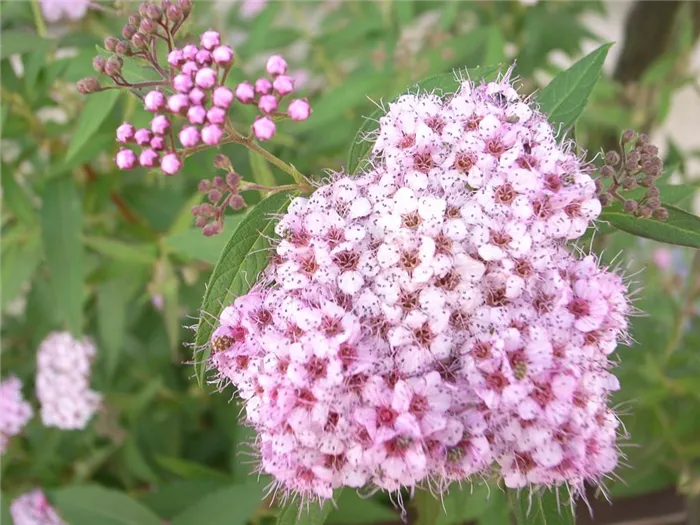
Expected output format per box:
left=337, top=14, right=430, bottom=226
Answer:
left=182, top=44, right=198, bottom=61
left=167, top=94, right=190, bottom=113
left=150, top=136, right=165, bottom=150
left=253, top=117, right=275, bottom=141
left=201, top=124, right=223, bottom=145
left=212, top=86, right=234, bottom=108
left=258, top=94, right=278, bottom=114
left=179, top=126, right=201, bottom=147
left=287, top=98, right=311, bottom=121
left=207, top=106, right=226, bottom=124
left=195, top=68, right=217, bottom=89
left=196, top=49, right=212, bottom=65
left=144, top=90, right=166, bottom=112
left=203, top=222, right=222, bottom=236
left=255, top=77, right=272, bottom=95
left=173, top=73, right=194, bottom=93
left=200, top=30, right=220, bottom=50
left=134, top=128, right=153, bottom=146
left=272, top=75, right=294, bottom=96
left=212, top=45, right=234, bottom=66
left=266, top=55, right=288, bottom=76
left=167, top=49, right=184, bottom=67
left=116, top=123, right=135, bottom=143
left=187, top=105, right=207, bottom=125
left=182, top=61, right=198, bottom=76
left=116, top=148, right=137, bottom=170
left=235, top=82, right=255, bottom=103
left=189, top=88, right=206, bottom=105
left=161, top=153, right=182, bottom=175
left=139, top=148, right=159, bottom=167
left=151, top=115, right=171, bottom=135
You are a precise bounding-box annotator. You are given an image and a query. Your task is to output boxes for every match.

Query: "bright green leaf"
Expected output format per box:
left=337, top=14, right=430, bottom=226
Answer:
left=66, top=90, right=120, bottom=164
left=194, top=192, right=292, bottom=385
left=0, top=30, right=50, bottom=59
left=170, top=484, right=262, bottom=525
left=277, top=500, right=333, bottom=525
left=509, top=489, right=575, bottom=525
left=41, top=176, right=84, bottom=336
left=601, top=204, right=700, bottom=248
left=83, top=236, right=158, bottom=265
left=327, top=492, right=397, bottom=524
left=537, top=43, right=612, bottom=132
left=51, top=485, right=162, bottom=525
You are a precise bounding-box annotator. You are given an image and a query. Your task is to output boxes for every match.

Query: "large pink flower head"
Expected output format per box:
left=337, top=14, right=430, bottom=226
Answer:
left=0, top=376, right=33, bottom=455
left=10, top=489, right=66, bottom=525
left=36, top=332, right=102, bottom=430
left=207, top=70, right=631, bottom=502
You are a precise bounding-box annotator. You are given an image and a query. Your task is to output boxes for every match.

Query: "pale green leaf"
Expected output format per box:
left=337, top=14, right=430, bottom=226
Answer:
left=327, top=492, right=397, bottom=524
left=83, top=235, right=157, bottom=265
left=0, top=30, right=50, bottom=59
left=1, top=232, right=41, bottom=311
left=249, top=149, right=277, bottom=197
left=66, top=90, right=120, bottom=163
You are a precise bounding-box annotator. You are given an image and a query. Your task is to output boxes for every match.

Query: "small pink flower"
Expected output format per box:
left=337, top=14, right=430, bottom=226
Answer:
left=287, top=98, right=311, bottom=121
left=182, top=61, right=198, bottom=76
left=189, top=88, right=206, bottom=106
left=161, top=153, right=182, bottom=175
left=134, top=128, right=152, bottom=146
left=150, top=136, right=165, bottom=150
left=235, top=82, right=255, bottom=103
left=212, top=45, right=234, bottom=66
left=179, top=126, right=200, bottom=148
left=258, top=95, right=278, bottom=114
left=207, top=107, right=226, bottom=125
left=200, top=30, right=221, bottom=51
left=167, top=49, right=184, bottom=67
left=196, top=49, right=212, bottom=65
left=115, top=148, right=137, bottom=170
left=173, top=73, right=194, bottom=93
left=116, top=123, right=135, bottom=143
left=201, top=124, right=223, bottom=145
left=272, top=75, right=294, bottom=96
left=213, top=86, right=234, bottom=108
left=144, top=91, right=166, bottom=112
left=182, top=44, right=198, bottom=61
left=195, top=68, right=217, bottom=89
left=139, top=148, right=159, bottom=168
left=253, top=117, right=275, bottom=141
left=266, top=55, right=288, bottom=76
left=167, top=94, right=190, bottom=113
left=254, top=77, right=272, bottom=95
left=187, top=105, right=207, bottom=125
left=151, top=115, right=171, bottom=135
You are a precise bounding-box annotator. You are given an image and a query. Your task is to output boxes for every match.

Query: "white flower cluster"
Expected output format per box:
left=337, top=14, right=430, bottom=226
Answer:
left=0, top=376, right=33, bottom=455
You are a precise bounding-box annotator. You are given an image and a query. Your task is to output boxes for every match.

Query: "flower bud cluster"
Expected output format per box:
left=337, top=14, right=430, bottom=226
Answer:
left=10, top=490, right=66, bottom=525
left=0, top=376, right=33, bottom=455
left=207, top=71, right=631, bottom=502
left=235, top=55, right=312, bottom=141
left=192, top=157, right=246, bottom=236
left=36, top=332, right=102, bottom=430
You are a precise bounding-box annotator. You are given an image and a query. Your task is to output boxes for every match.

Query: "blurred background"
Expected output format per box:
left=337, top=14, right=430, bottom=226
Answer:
left=1, top=1, right=699, bottom=524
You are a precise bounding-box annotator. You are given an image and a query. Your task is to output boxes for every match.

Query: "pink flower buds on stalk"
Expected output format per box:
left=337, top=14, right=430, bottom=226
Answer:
left=0, top=376, right=33, bottom=455
left=36, top=332, right=102, bottom=430
left=10, top=490, right=66, bottom=525
left=191, top=164, right=246, bottom=235
left=207, top=71, right=631, bottom=502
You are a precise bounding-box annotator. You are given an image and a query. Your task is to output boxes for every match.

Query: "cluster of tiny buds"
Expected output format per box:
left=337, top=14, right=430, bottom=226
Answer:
left=191, top=155, right=246, bottom=236
left=79, top=0, right=193, bottom=94
left=596, top=129, right=668, bottom=220
left=235, top=55, right=311, bottom=141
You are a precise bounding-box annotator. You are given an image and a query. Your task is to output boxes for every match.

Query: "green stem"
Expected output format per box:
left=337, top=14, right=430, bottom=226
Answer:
left=30, top=0, right=47, bottom=39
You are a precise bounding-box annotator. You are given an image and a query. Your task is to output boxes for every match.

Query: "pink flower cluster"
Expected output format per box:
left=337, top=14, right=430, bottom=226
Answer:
left=0, top=376, right=33, bottom=455
left=10, top=490, right=66, bottom=525
left=207, top=71, right=630, bottom=500
left=234, top=55, right=311, bottom=141
left=36, top=332, right=102, bottom=430
left=40, top=0, right=89, bottom=23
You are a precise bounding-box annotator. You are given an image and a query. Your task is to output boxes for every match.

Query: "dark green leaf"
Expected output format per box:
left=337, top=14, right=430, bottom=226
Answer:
left=277, top=500, right=333, bottom=525
left=347, top=65, right=502, bottom=175
left=0, top=30, right=50, bottom=59
left=41, top=176, right=84, bottom=336
left=509, top=489, right=575, bottom=525
left=98, top=276, right=137, bottom=381
left=601, top=204, right=700, bottom=248
left=327, top=492, right=397, bottom=524
left=194, top=192, right=292, bottom=385
left=413, top=489, right=442, bottom=525
left=170, top=484, right=262, bottom=525
left=141, top=480, right=227, bottom=520
left=436, top=484, right=491, bottom=525
left=1, top=232, right=41, bottom=311
left=83, top=236, right=157, bottom=265
left=537, top=43, right=612, bottom=132
left=1, top=491, right=13, bottom=525
left=1, top=168, right=36, bottom=225
left=51, top=485, right=162, bottom=525
left=66, top=90, right=120, bottom=164
left=155, top=456, right=232, bottom=482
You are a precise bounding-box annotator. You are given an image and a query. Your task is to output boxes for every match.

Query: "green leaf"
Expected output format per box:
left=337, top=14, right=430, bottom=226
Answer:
left=601, top=204, right=700, bottom=248
left=277, top=500, right=333, bottom=525
left=1, top=168, right=36, bottom=225
left=154, top=456, right=232, bottom=482
left=170, top=484, right=262, bottom=525
left=347, top=64, right=502, bottom=175
left=97, top=276, right=134, bottom=381
left=0, top=30, right=50, bottom=59
left=141, top=480, right=227, bottom=520
left=66, top=90, right=120, bottom=164
left=83, top=236, right=157, bottom=265
left=165, top=214, right=248, bottom=264
left=414, top=489, right=442, bottom=525
left=1, top=491, right=13, bottom=525
left=1, top=232, right=41, bottom=311
left=51, top=485, right=162, bottom=525
left=327, top=492, right=397, bottom=524
left=509, top=489, right=575, bottom=525
left=436, top=484, right=491, bottom=525
left=41, top=176, right=84, bottom=336
left=537, top=43, right=612, bottom=132
left=194, top=192, right=292, bottom=385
